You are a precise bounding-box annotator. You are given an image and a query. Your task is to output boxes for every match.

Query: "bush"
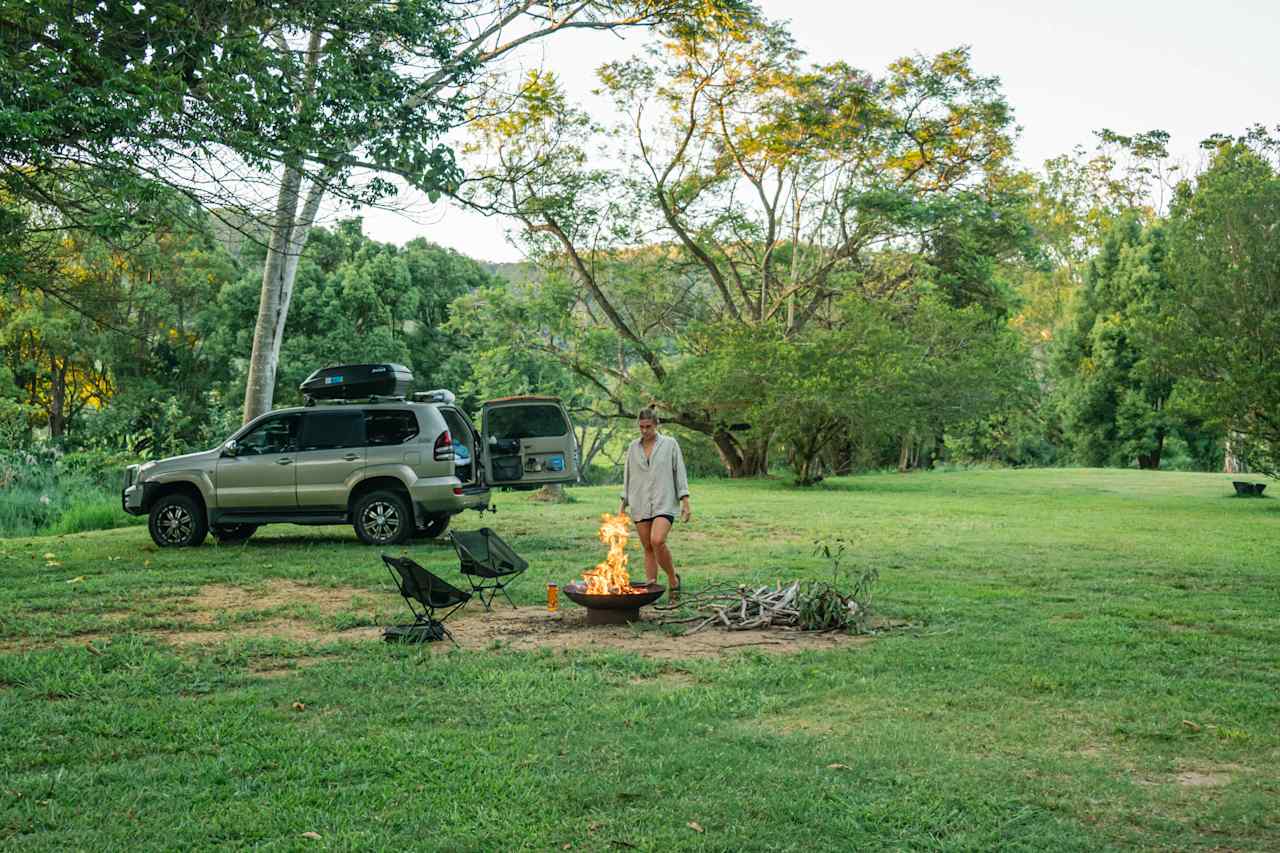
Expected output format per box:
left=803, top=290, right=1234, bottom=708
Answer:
left=48, top=500, right=146, bottom=536
left=0, top=446, right=141, bottom=538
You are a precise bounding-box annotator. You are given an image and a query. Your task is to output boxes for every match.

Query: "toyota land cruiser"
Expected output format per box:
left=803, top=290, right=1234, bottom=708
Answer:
left=121, top=367, right=578, bottom=547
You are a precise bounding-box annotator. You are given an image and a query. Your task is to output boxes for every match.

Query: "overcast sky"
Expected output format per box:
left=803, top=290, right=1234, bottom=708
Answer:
left=351, top=0, right=1279, bottom=262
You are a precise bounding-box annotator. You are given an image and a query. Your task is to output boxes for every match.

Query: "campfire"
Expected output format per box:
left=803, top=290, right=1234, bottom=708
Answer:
left=563, top=512, right=665, bottom=624
left=581, top=512, right=649, bottom=595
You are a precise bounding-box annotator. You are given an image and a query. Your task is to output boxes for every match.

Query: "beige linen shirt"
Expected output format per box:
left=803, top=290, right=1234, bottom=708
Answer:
left=620, top=433, right=690, bottom=521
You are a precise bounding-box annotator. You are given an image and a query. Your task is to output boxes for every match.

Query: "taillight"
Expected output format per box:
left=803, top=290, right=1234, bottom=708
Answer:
left=433, top=430, right=453, bottom=461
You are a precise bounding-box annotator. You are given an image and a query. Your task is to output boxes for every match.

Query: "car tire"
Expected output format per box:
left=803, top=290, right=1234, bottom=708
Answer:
left=413, top=513, right=450, bottom=540
left=213, top=524, right=258, bottom=545
left=148, top=494, right=208, bottom=548
left=352, top=490, right=412, bottom=546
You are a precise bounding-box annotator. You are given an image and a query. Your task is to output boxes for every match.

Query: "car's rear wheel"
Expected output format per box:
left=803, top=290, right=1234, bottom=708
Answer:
left=148, top=494, right=208, bottom=548
left=413, top=513, right=450, bottom=540
left=352, top=490, right=412, bottom=546
left=213, top=524, right=258, bottom=545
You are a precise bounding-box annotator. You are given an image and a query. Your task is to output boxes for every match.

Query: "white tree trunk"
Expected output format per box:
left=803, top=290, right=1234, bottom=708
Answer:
left=242, top=170, right=326, bottom=423
left=1224, top=431, right=1247, bottom=474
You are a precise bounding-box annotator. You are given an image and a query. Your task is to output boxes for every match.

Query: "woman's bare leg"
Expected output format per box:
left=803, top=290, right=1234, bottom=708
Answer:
left=634, top=520, right=658, bottom=584
left=648, top=516, right=677, bottom=588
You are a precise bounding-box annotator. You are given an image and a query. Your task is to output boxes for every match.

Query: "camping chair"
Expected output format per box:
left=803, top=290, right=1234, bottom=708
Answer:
left=449, top=528, right=529, bottom=611
left=382, top=554, right=471, bottom=646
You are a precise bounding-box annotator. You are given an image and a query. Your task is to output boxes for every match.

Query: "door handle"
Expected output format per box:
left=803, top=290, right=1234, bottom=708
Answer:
left=343, top=453, right=360, bottom=461
left=276, top=458, right=293, bottom=465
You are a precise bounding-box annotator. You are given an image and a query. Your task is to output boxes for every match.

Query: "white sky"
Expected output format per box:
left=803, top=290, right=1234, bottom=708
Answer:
left=352, top=0, right=1279, bottom=262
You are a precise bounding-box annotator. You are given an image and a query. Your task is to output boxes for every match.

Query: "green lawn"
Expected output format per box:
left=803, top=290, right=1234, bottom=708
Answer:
left=1, top=469, right=1277, bottom=851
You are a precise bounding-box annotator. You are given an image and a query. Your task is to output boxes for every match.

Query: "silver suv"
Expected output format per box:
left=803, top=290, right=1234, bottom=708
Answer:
left=121, top=394, right=578, bottom=547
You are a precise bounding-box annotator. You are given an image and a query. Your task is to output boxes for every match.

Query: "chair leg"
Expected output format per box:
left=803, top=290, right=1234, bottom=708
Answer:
left=499, top=584, right=518, bottom=609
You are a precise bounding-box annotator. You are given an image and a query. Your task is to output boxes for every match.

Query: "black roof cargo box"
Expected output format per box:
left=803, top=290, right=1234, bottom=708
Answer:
left=300, top=363, right=413, bottom=401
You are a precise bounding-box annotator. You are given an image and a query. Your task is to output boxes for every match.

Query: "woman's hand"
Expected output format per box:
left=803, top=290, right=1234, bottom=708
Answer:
left=680, top=499, right=692, bottom=524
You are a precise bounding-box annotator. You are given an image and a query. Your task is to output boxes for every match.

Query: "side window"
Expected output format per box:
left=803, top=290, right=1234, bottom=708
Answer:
left=237, top=414, right=299, bottom=455
left=365, top=410, right=420, bottom=446
left=485, top=405, right=570, bottom=439
left=298, top=412, right=366, bottom=451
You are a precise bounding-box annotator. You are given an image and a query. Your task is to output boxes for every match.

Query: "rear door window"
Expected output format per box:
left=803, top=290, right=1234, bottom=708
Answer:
left=299, top=412, right=366, bottom=451
left=365, top=410, right=420, bottom=446
left=485, top=404, right=571, bottom=438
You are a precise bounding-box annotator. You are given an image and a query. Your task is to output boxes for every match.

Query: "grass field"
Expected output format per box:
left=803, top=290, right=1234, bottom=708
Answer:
left=1, top=468, right=1277, bottom=851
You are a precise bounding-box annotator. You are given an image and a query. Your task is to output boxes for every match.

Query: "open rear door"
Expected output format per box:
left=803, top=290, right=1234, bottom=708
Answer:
left=480, top=397, right=578, bottom=487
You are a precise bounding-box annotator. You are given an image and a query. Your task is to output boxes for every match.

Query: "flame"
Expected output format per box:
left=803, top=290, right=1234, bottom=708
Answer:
left=581, top=512, right=647, bottom=594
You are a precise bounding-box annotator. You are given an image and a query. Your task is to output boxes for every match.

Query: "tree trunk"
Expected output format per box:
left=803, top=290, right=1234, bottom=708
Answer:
left=1137, top=432, right=1165, bottom=470
left=897, top=433, right=912, bottom=473
left=1223, top=432, right=1246, bottom=473
left=48, top=357, right=66, bottom=439
left=831, top=440, right=855, bottom=476
left=712, top=429, right=770, bottom=478
left=242, top=170, right=326, bottom=423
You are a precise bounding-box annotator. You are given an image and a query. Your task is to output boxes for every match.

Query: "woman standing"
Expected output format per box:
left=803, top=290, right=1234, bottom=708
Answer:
left=619, top=408, right=691, bottom=593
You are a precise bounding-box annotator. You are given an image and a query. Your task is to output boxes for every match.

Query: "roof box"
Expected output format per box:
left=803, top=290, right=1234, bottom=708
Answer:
left=299, top=363, right=413, bottom=401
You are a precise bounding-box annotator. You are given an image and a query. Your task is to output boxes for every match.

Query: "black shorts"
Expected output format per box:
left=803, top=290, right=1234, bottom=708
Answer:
left=637, top=514, right=675, bottom=526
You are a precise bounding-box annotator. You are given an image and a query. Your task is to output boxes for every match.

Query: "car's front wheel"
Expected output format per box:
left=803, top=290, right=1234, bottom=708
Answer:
left=352, top=490, right=412, bottom=546
left=148, top=494, right=208, bottom=548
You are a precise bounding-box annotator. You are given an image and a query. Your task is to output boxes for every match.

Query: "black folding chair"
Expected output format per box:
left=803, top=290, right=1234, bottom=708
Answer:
left=450, top=528, right=529, bottom=611
left=382, top=554, right=471, bottom=646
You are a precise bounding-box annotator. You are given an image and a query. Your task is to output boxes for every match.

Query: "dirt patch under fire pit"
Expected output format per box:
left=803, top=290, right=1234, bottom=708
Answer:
left=431, top=605, right=876, bottom=659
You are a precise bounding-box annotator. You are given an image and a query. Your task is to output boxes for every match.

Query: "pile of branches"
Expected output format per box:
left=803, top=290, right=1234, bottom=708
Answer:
left=658, top=574, right=876, bottom=635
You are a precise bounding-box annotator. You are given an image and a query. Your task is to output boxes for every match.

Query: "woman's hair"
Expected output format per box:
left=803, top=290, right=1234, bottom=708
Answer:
left=637, top=407, right=659, bottom=424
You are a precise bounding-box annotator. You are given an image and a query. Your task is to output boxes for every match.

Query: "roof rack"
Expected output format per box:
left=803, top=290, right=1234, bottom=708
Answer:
left=304, top=395, right=408, bottom=407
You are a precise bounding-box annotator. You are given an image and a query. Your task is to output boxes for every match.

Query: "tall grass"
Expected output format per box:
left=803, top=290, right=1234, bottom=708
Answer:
left=0, top=448, right=141, bottom=538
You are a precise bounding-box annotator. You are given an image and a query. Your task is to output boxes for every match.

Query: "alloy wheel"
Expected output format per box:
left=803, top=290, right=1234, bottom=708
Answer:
left=157, top=504, right=194, bottom=545
left=361, top=500, right=402, bottom=543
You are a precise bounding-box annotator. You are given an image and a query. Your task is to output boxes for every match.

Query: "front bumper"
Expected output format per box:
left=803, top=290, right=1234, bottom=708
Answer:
left=121, top=466, right=155, bottom=515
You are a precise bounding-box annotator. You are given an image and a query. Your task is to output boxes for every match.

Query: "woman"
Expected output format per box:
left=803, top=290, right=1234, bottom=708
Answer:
left=619, top=408, right=691, bottom=593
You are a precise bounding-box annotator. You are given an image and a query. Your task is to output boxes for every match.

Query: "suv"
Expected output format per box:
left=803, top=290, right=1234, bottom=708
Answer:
left=121, top=393, right=578, bottom=547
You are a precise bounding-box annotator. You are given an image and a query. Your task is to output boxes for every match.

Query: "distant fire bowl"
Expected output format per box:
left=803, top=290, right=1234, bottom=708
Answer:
left=562, top=581, right=665, bottom=625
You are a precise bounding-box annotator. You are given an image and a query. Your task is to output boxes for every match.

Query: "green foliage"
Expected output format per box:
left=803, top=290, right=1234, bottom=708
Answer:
left=1051, top=215, right=1211, bottom=469
left=2, top=1, right=472, bottom=228
left=462, top=23, right=1028, bottom=477
left=0, top=447, right=141, bottom=537
left=1, top=186, right=242, bottom=451
left=945, top=410, right=1062, bottom=468
left=1163, top=139, right=1280, bottom=476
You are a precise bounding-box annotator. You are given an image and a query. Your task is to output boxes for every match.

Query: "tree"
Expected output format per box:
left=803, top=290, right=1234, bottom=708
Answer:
left=200, top=220, right=497, bottom=410
left=1051, top=216, right=1177, bottom=468
left=1163, top=136, right=1280, bottom=476
left=240, top=0, right=753, bottom=424
left=445, top=271, right=627, bottom=480
left=0, top=190, right=239, bottom=448
left=461, top=20, right=1021, bottom=475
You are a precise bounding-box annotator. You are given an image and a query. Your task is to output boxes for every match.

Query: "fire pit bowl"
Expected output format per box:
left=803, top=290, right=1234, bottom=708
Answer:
left=562, top=581, right=665, bottom=625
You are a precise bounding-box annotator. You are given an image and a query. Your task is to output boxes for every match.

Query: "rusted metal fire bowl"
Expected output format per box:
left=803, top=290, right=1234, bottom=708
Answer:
left=562, top=581, right=665, bottom=625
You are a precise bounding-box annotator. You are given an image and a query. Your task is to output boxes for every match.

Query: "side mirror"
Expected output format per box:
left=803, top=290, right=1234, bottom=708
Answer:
left=222, top=439, right=239, bottom=457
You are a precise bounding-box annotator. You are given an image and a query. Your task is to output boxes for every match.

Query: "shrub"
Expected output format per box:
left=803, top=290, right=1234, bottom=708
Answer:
left=0, top=446, right=142, bottom=538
